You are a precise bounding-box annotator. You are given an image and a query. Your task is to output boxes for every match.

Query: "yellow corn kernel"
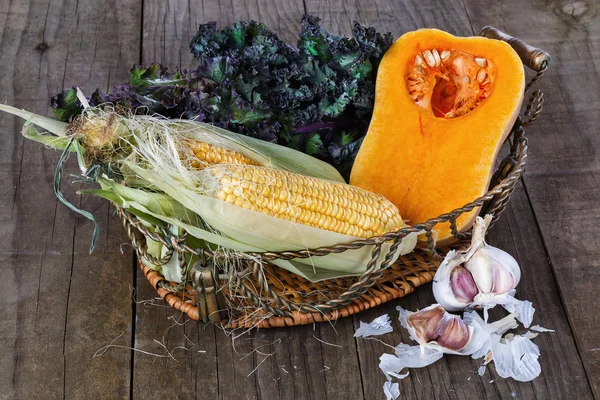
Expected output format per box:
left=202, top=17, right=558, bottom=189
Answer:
left=183, top=138, right=259, bottom=169
left=208, top=164, right=405, bottom=238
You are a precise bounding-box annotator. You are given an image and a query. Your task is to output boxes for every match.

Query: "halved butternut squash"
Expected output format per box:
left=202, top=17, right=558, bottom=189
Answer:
left=350, top=29, right=525, bottom=244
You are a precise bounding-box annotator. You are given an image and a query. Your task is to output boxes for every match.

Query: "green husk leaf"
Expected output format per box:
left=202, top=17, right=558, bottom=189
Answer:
left=0, top=104, right=68, bottom=136
left=54, top=138, right=99, bottom=253
left=97, top=177, right=193, bottom=221
left=78, top=188, right=168, bottom=228
left=22, top=123, right=73, bottom=151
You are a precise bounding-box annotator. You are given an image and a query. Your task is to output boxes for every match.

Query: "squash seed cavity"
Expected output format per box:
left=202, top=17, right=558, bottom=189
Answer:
left=406, top=49, right=495, bottom=118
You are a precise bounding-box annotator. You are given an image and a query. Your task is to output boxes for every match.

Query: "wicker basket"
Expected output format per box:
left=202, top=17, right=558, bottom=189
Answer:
left=118, top=27, right=550, bottom=329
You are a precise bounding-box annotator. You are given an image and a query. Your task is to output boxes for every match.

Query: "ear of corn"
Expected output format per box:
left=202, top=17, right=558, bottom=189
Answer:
left=126, top=162, right=420, bottom=280
left=181, top=139, right=260, bottom=169
left=209, top=164, right=405, bottom=238
left=0, top=101, right=421, bottom=281
left=173, top=121, right=346, bottom=183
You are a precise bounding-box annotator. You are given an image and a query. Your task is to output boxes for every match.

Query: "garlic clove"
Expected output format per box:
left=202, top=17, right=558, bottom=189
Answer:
left=465, top=250, right=494, bottom=293
left=450, top=266, right=478, bottom=303
left=433, top=250, right=474, bottom=312
left=436, top=314, right=470, bottom=351
left=485, top=246, right=521, bottom=288
left=491, top=261, right=515, bottom=294
left=406, top=305, right=445, bottom=343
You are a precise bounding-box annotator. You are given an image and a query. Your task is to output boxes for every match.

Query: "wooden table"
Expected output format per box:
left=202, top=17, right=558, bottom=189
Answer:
left=1, top=1, right=598, bottom=399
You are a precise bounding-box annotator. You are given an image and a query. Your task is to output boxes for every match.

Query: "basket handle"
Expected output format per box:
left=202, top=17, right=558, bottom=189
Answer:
left=479, top=26, right=551, bottom=72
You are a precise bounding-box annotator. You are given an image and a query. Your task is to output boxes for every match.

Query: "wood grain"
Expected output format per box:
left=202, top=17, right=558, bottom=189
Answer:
left=460, top=0, right=600, bottom=396
left=0, top=0, right=139, bottom=398
left=2, top=0, right=598, bottom=399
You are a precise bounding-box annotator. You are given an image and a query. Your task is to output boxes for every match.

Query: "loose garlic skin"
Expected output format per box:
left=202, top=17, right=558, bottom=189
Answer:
left=433, top=215, right=522, bottom=311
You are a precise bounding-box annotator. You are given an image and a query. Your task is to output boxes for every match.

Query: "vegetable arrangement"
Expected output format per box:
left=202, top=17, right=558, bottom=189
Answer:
left=0, top=14, right=548, bottom=392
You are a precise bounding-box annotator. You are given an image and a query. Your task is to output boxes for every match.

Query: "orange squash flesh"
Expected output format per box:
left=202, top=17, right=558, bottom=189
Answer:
left=350, top=29, right=525, bottom=244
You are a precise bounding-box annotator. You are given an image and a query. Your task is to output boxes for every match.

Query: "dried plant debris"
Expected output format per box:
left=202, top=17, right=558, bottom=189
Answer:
left=529, top=325, right=555, bottom=333
left=354, top=314, right=393, bottom=338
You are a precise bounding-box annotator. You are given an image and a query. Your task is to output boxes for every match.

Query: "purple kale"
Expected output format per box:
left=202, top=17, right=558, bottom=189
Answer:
left=51, top=15, right=393, bottom=178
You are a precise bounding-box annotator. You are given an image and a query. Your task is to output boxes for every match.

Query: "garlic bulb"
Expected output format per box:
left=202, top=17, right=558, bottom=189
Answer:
left=432, top=215, right=532, bottom=326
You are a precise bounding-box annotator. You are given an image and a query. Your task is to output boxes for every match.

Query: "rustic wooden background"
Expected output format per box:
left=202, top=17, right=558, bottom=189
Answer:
left=1, top=0, right=598, bottom=399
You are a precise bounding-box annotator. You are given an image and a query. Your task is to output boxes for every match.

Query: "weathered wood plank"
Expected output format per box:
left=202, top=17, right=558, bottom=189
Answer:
left=133, top=2, right=226, bottom=398
left=460, top=0, right=600, bottom=396
left=0, top=0, right=139, bottom=398
left=119, top=0, right=597, bottom=399
left=307, top=1, right=595, bottom=399
left=134, top=2, right=331, bottom=399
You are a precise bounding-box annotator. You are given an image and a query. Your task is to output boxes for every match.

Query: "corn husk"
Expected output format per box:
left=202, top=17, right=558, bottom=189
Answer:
left=0, top=103, right=345, bottom=183
left=96, top=170, right=419, bottom=281
left=1, top=103, right=420, bottom=281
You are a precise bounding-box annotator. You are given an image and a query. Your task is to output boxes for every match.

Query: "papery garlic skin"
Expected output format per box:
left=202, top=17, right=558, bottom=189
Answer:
left=354, top=314, right=394, bottom=338
left=462, top=310, right=541, bottom=382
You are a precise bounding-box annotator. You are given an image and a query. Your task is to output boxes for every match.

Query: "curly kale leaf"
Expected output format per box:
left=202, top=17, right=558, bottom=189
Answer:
left=51, top=88, right=83, bottom=122
left=52, top=15, right=392, bottom=178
